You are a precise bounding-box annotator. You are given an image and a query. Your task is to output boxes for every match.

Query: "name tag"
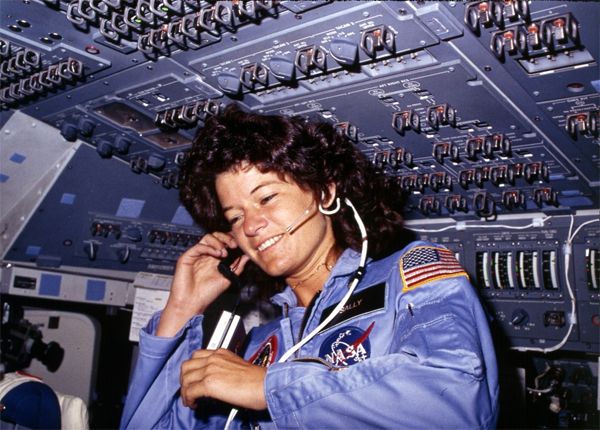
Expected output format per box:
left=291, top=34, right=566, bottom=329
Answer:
left=319, top=282, right=386, bottom=331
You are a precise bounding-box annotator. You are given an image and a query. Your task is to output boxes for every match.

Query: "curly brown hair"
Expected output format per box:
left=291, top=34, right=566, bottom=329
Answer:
left=180, top=104, right=410, bottom=282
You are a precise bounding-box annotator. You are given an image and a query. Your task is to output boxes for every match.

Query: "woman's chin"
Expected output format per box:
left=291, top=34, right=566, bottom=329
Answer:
left=254, top=258, right=290, bottom=279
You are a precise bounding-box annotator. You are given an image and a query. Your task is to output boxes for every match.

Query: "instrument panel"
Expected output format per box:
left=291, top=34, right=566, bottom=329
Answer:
left=0, top=3, right=598, bottom=426
left=1, top=0, right=598, bottom=346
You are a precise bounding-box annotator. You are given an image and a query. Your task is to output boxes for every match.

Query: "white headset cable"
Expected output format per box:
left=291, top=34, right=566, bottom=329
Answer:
left=224, top=197, right=368, bottom=429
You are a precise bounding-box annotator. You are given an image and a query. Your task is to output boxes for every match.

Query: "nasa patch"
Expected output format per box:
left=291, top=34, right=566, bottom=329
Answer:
left=248, top=335, right=278, bottom=367
left=318, top=323, right=374, bottom=367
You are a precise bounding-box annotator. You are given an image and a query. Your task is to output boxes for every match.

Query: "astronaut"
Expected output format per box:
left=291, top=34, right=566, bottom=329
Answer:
left=121, top=104, right=499, bottom=429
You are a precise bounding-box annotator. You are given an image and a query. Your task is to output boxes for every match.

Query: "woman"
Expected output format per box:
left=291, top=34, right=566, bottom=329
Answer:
left=120, top=104, right=499, bottom=429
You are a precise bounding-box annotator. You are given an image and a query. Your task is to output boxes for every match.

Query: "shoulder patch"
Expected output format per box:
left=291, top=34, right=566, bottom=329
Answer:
left=248, top=335, right=278, bottom=367
left=400, top=246, right=468, bottom=292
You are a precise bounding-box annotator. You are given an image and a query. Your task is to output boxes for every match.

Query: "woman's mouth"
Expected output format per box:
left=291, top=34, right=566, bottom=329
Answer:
left=257, top=234, right=283, bottom=252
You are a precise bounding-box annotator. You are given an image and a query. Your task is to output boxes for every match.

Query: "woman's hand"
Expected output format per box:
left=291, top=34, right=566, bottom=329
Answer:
left=156, top=232, right=250, bottom=337
left=180, top=349, right=267, bottom=411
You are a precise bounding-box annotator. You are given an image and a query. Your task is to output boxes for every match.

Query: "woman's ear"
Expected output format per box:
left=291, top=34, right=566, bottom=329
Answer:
left=319, top=183, right=340, bottom=215
left=321, top=183, right=337, bottom=208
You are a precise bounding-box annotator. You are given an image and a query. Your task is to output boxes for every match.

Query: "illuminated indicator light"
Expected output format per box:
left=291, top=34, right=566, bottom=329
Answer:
left=553, top=18, right=565, bottom=28
left=503, top=31, right=514, bottom=40
left=85, top=45, right=100, bottom=54
left=478, top=2, right=489, bottom=12
left=527, top=24, right=539, bottom=34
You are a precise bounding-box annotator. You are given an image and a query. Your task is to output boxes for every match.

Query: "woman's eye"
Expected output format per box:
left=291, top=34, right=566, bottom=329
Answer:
left=228, top=215, right=242, bottom=226
left=260, top=193, right=277, bottom=205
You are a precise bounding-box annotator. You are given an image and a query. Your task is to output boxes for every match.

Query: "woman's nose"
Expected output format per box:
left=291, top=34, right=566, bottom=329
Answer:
left=243, top=208, right=267, bottom=236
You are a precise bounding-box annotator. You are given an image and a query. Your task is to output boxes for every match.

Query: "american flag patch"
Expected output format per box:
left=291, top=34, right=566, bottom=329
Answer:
left=400, top=246, right=468, bottom=291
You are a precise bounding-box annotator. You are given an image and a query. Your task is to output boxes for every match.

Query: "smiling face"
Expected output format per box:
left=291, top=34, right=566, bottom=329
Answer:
left=215, top=164, right=337, bottom=282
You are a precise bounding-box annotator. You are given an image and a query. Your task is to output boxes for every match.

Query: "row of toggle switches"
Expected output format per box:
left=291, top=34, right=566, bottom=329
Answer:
left=490, top=14, right=581, bottom=61
left=216, top=24, right=398, bottom=97
left=417, top=186, right=559, bottom=217
left=0, top=50, right=83, bottom=108
left=63, top=0, right=277, bottom=53
left=91, top=220, right=200, bottom=247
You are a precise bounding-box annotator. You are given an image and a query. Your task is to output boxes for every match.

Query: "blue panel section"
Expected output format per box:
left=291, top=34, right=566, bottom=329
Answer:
left=85, top=279, right=106, bottom=301
left=0, top=173, right=8, bottom=183
left=9, top=153, right=26, bottom=164
left=592, top=80, right=600, bottom=93
left=171, top=205, right=194, bottom=226
left=25, top=246, right=42, bottom=256
left=60, top=193, right=76, bottom=205
left=116, top=198, right=145, bottom=219
left=39, top=274, right=61, bottom=297
left=559, top=196, right=594, bottom=207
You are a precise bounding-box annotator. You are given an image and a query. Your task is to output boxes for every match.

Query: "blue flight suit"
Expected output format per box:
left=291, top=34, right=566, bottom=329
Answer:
left=121, top=240, right=499, bottom=429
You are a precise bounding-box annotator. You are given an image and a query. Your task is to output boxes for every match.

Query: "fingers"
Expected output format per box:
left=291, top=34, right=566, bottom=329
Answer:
left=180, top=349, right=268, bottom=410
left=198, top=232, right=237, bottom=251
left=182, top=232, right=237, bottom=261
left=179, top=349, right=241, bottom=408
left=192, top=348, right=238, bottom=360
left=232, top=254, right=250, bottom=274
left=196, top=232, right=248, bottom=272
left=180, top=349, right=232, bottom=384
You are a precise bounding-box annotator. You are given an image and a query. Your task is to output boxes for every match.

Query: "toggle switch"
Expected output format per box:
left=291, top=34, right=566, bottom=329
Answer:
left=334, top=122, right=358, bottom=142
left=295, top=45, right=327, bottom=75
left=84, top=241, right=99, bottom=261
left=502, top=190, right=526, bottom=210
left=459, top=169, right=475, bottom=190
left=419, top=196, right=441, bottom=216
left=473, top=192, right=496, bottom=218
left=427, top=104, right=457, bottom=130
left=392, top=110, right=420, bottom=135
left=117, top=246, right=131, bottom=264
left=240, top=62, right=269, bottom=89
left=466, top=137, right=483, bottom=160
left=533, top=187, right=559, bottom=208
left=360, top=25, right=395, bottom=58
left=445, top=195, right=468, bottom=214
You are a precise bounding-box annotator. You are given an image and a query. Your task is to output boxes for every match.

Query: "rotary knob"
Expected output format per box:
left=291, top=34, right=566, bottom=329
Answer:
left=511, top=309, right=529, bottom=326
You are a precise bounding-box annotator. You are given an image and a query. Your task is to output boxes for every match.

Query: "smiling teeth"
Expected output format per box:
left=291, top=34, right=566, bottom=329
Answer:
left=257, top=235, right=282, bottom=252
